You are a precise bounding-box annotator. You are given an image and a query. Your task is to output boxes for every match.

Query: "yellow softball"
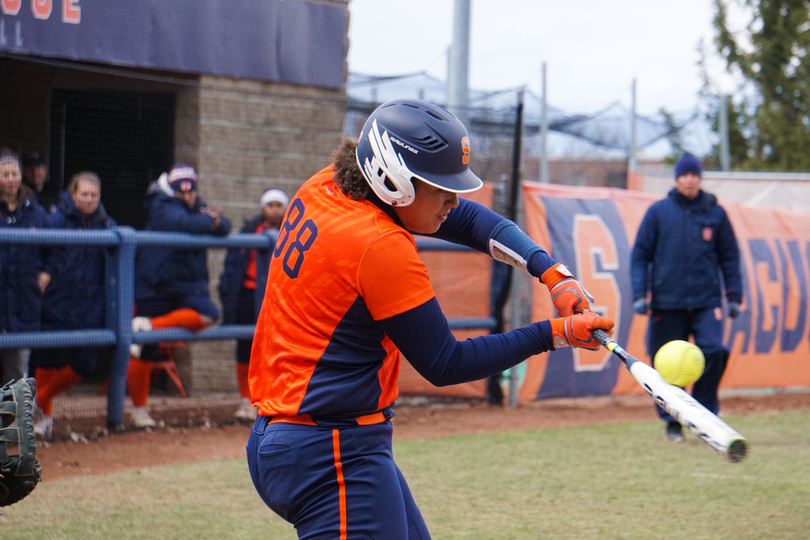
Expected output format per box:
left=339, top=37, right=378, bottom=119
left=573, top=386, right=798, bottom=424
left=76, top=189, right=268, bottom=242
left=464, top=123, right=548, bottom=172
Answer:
left=654, top=340, right=705, bottom=387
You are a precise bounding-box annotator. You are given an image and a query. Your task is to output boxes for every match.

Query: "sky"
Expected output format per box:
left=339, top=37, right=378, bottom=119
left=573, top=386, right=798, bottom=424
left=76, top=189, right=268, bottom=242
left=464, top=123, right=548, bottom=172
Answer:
left=347, top=0, right=743, bottom=118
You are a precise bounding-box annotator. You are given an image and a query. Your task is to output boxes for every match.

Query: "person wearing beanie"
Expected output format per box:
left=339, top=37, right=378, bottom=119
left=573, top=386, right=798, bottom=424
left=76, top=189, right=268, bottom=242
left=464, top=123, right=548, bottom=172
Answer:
left=218, top=187, right=289, bottom=421
left=673, top=153, right=703, bottom=200
left=21, top=150, right=57, bottom=210
left=630, top=153, right=743, bottom=443
left=128, top=164, right=231, bottom=428
left=21, top=151, right=48, bottom=194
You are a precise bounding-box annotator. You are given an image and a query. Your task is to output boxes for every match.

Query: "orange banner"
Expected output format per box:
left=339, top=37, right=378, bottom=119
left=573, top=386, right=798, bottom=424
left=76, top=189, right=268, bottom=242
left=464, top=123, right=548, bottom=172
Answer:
left=521, top=182, right=810, bottom=400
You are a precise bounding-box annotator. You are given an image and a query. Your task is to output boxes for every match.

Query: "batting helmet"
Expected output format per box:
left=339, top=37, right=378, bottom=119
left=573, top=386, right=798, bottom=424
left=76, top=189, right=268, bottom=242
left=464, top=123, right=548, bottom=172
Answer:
left=355, top=99, right=483, bottom=207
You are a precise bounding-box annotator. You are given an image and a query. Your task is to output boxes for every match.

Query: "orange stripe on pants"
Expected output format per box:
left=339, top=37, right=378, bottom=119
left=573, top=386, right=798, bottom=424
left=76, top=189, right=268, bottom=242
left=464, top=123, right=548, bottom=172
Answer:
left=332, top=429, right=347, bottom=540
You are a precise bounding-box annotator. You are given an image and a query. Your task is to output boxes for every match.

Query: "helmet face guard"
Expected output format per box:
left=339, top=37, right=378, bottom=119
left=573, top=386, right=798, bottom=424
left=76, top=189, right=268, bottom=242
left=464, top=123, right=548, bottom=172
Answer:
left=356, top=99, right=483, bottom=207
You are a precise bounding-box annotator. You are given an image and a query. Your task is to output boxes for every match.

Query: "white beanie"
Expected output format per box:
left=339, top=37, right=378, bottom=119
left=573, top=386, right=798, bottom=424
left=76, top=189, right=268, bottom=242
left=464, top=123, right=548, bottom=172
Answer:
left=261, top=188, right=289, bottom=209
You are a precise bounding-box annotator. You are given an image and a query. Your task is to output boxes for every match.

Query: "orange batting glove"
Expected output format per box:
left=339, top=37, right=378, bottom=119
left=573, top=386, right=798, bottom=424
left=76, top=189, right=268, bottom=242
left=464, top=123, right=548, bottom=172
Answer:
left=550, top=312, right=615, bottom=350
left=541, top=263, right=594, bottom=316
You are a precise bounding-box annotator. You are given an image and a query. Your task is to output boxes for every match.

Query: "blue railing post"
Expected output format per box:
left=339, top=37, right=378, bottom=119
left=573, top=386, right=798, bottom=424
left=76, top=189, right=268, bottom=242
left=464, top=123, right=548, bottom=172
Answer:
left=106, top=226, right=137, bottom=429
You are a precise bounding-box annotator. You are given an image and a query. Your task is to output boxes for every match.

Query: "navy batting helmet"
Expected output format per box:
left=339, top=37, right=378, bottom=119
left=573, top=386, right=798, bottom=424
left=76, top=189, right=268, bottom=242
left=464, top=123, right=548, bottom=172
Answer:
left=355, top=99, right=483, bottom=207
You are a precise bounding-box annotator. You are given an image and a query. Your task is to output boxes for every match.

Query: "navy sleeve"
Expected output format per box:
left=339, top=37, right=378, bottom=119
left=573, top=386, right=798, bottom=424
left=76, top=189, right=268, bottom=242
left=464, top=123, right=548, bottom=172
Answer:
left=427, top=197, right=502, bottom=252
left=378, top=297, right=554, bottom=387
left=152, top=199, right=218, bottom=234
left=716, top=208, right=743, bottom=303
left=427, top=198, right=557, bottom=278
left=212, top=213, right=232, bottom=236
left=630, top=205, right=657, bottom=301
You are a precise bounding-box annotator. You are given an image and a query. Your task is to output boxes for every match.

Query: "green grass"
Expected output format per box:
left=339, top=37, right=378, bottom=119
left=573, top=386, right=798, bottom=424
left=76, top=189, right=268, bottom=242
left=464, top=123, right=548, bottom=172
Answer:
left=2, top=410, right=808, bottom=539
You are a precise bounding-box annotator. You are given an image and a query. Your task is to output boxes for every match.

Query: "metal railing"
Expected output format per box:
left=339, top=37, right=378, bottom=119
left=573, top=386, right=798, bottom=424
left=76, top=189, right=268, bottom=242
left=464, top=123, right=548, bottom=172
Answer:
left=0, top=228, right=497, bottom=428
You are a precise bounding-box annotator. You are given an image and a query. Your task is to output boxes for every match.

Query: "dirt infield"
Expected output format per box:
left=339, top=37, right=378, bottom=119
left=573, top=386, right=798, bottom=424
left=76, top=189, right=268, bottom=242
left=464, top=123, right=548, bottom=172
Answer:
left=36, top=391, right=810, bottom=482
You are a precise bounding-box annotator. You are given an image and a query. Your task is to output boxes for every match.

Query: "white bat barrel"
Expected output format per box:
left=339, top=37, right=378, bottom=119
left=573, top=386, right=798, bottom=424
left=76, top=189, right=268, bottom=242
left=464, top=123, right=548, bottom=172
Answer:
left=592, top=330, right=748, bottom=463
left=627, top=360, right=748, bottom=462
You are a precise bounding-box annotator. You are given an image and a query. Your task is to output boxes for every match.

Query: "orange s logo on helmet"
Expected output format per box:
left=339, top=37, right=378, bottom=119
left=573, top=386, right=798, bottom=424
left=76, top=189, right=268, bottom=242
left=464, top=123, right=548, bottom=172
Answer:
left=461, top=136, right=470, bottom=165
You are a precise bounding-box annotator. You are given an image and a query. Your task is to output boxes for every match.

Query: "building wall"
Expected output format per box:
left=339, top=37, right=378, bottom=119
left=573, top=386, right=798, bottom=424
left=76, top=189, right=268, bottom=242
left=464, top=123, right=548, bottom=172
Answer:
left=548, top=159, right=628, bottom=188
left=191, top=75, right=346, bottom=224
left=522, top=157, right=633, bottom=188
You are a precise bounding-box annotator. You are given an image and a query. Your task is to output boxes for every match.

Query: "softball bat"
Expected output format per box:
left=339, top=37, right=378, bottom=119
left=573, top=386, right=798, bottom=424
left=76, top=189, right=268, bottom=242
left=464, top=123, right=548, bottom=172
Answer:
left=592, top=329, right=748, bottom=463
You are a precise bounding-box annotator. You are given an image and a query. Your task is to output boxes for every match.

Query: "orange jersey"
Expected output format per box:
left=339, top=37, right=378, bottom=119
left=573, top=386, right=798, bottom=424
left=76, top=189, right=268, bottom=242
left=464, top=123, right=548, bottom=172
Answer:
left=249, top=167, right=435, bottom=418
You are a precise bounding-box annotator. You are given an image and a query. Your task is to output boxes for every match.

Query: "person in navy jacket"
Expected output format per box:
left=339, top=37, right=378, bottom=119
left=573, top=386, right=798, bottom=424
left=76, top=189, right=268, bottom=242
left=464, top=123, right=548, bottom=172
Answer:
left=218, top=188, right=287, bottom=421
left=631, top=153, right=743, bottom=442
left=0, top=149, right=61, bottom=387
left=32, top=172, right=116, bottom=438
left=128, top=164, right=231, bottom=428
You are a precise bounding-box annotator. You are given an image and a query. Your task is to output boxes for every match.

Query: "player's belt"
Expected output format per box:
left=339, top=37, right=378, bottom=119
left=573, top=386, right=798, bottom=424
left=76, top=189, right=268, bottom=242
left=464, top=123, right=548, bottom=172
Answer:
left=261, top=408, right=393, bottom=427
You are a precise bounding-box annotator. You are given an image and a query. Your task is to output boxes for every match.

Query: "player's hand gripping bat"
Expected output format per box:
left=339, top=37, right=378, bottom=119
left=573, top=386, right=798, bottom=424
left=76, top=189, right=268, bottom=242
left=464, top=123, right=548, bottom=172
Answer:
left=592, top=330, right=748, bottom=463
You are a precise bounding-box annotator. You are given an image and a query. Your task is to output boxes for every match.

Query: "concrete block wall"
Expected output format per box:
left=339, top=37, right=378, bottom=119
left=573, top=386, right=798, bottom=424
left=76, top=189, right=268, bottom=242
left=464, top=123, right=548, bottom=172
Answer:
left=191, top=76, right=346, bottom=225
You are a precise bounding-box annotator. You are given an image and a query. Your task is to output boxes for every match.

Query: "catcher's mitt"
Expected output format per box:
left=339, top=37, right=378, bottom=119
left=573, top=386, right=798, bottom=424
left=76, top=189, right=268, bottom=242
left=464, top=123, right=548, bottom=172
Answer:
left=0, top=378, right=41, bottom=507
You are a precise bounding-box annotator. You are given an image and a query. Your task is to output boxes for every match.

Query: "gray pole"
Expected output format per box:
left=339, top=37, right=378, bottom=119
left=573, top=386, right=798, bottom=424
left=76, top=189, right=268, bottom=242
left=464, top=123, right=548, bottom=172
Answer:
left=540, top=62, right=549, bottom=183
left=720, top=95, right=731, bottom=171
left=628, top=78, right=637, bottom=173
left=447, top=0, right=471, bottom=127
left=508, top=88, right=526, bottom=409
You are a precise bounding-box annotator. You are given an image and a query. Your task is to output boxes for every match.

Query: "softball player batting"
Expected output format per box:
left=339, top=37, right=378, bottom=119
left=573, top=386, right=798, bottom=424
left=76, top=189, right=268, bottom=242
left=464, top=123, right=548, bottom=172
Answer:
left=246, top=98, right=614, bottom=539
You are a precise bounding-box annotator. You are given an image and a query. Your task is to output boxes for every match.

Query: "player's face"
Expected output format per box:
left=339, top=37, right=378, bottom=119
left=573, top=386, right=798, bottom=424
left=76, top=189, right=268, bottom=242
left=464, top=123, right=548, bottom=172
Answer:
left=262, top=201, right=286, bottom=229
left=175, top=189, right=198, bottom=208
left=675, top=172, right=701, bottom=201
left=71, top=179, right=101, bottom=216
left=0, top=161, right=22, bottom=200
left=393, top=179, right=459, bottom=234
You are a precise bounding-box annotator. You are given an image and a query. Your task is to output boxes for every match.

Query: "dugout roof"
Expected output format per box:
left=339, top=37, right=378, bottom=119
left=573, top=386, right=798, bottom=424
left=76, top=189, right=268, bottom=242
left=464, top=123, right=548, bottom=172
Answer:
left=0, top=0, right=348, bottom=89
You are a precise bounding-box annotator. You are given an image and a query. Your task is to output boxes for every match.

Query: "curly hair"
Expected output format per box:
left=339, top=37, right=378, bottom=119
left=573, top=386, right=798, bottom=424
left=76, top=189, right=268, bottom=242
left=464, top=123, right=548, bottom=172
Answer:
left=332, top=137, right=371, bottom=201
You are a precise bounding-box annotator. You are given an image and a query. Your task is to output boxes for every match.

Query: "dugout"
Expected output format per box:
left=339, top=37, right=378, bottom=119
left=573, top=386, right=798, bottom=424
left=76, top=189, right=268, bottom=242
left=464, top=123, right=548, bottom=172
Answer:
left=0, top=0, right=350, bottom=397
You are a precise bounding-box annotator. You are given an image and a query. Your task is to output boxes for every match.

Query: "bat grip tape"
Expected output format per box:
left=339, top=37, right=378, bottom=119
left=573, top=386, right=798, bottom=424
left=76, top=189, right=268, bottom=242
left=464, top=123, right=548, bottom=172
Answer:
left=591, top=329, right=612, bottom=347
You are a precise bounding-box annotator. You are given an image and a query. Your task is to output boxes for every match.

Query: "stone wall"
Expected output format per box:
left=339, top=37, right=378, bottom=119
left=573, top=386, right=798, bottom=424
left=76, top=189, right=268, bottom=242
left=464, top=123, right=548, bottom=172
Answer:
left=192, top=75, right=347, bottom=225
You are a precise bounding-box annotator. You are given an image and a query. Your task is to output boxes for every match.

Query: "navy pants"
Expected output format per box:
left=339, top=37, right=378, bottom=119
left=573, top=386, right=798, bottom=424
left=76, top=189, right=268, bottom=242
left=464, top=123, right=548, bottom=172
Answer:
left=247, top=415, right=431, bottom=539
left=648, top=308, right=728, bottom=422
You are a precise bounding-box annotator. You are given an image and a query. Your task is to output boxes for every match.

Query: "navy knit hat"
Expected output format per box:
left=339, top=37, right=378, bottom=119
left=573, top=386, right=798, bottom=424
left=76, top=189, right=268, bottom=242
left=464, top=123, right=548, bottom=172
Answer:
left=674, top=153, right=702, bottom=179
left=168, top=164, right=198, bottom=192
left=22, top=151, right=46, bottom=167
